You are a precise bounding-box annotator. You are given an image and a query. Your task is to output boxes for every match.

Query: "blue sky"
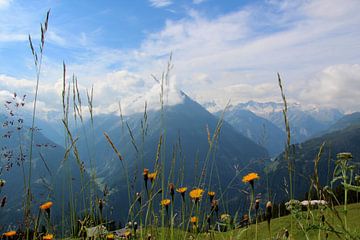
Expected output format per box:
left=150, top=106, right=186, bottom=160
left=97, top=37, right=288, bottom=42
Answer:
left=1, top=0, right=360, bottom=119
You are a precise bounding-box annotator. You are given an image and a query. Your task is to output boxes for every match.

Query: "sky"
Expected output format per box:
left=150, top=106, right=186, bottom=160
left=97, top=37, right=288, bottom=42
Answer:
left=0, top=0, right=360, bottom=119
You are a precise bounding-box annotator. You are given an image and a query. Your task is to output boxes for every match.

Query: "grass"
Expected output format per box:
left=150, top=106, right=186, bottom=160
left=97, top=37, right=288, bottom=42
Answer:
left=61, top=203, right=360, bottom=239
left=217, top=203, right=360, bottom=240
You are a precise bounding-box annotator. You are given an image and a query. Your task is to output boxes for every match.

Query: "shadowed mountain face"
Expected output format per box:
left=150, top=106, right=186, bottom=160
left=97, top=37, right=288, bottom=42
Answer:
left=325, top=112, right=360, bottom=133
left=0, top=114, right=89, bottom=228
left=267, top=120, right=360, bottom=201
left=77, top=93, right=269, bottom=220
left=218, top=108, right=286, bottom=157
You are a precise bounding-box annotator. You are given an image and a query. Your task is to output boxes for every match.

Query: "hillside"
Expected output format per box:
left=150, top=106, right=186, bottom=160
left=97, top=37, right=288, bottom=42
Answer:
left=0, top=113, right=91, bottom=227
left=267, top=121, right=360, bottom=201
left=76, top=92, right=269, bottom=221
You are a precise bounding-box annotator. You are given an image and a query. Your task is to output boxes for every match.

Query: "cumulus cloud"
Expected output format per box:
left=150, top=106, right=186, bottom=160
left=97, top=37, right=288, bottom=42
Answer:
left=1, top=0, right=360, bottom=119
left=298, top=64, right=360, bottom=112
left=124, top=0, right=360, bottom=112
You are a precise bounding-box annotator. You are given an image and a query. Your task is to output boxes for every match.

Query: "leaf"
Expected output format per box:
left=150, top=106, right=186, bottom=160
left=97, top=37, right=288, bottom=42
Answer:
left=342, top=183, right=360, bottom=192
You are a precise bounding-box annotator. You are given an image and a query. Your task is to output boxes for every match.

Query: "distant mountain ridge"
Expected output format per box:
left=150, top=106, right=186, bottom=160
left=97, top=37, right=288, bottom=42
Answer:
left=216, top=108, right=286, bottom=157
left=213, top=101, right=343, bottom=144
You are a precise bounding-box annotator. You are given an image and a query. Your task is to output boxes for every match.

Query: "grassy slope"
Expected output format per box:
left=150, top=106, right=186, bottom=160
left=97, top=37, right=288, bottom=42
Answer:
left=64, top=203, right=360, bottom=239
left=213, top=203, right=360, bottom=240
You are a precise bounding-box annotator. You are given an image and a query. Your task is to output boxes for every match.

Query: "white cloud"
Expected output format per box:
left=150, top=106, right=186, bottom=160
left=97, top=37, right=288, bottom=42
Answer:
left=47, top=31, right=67, bottom=46
left=0, top=33, right=27, bottom=42
left=298, top=64, right=360, bottom=112
left=149, top=0, right=173, bottom=8
left=121, top=0, right=360, bottom=112
left=0, top=75, right=35, bottom=88
left=2, top=0, right=360, bottom=118
left=0, top=0, right=11, bottom=9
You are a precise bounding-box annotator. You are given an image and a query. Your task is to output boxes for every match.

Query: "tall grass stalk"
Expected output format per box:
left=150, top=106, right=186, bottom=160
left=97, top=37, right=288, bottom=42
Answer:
left=103, top=132, right=132, bottom=220
left=26, top=10, right=50, bottom=239
left=277, top=73, right=294, bottom=237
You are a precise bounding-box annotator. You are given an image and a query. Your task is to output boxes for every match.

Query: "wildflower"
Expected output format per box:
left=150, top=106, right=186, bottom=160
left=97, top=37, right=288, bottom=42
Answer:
left=127, top=221, right=133, bottom=228
left=285, top=199, right=301, bottom=211
left=98, top=199, right=104, bottom=212
left=176, top=187, right=187, bottom=200
left=190, top=216, right=198, bottom=225
left=266, top=201, right=272, bottom=237
left=255, top=199, right=260, bottom=211
left=40, top=201, right=53, bottom=210
left=242, top=172, right=260, bottom=185
left=136, top=192, right=141, bottom=204
left=189, top=188, right=204, bottom=203
left=285, top=229, right=289, bottom=239
left=43, top=234, right=53, bottom=240
left=243, top=173, right=259, bottom=223
left=106, top=233, right=115, bottom=240
left=0, top=179, right=5, bottom=187
left=208, top=191, right=215, bottom=201
left=133, top=222, right=138, bottom=232
left=143, top=168, right=149, bottom=181
left=124, top=230, right=131, bottom=238
left=211, top=200, right=219, bottom=216
left=161, top=198, right=171, bottom=214
left=169, top=183, right=175, bottom=200
left=161, top=198, right=171, bottom=207
left=3, top=231, right=16, bottom=237
left=220, top=213, right=231, bottom=222
left=40, top=201, right=53, bottom=216
left=143, top=168, right=149, bottom=190
left=266, top=201, right=272, bottom=222
left=148, top=172, right=157, bottom=183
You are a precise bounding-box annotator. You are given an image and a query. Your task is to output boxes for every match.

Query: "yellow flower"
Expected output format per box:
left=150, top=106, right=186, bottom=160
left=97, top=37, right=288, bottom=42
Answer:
left=43, top=234, right=53, bottom=240
left=160, top=199, right=171, bottom=207
left=3, top=231, right=16, bottom=237
left=189, top=188, right=204, bottom=201
left=106, top=233, right=115, bottom=240
left=124, top=230, right=131, bottom=238
left=208, top=191, right=215, bottom=197
left=148, top=172, right=157, bottom=182
left=40, top=201, right=53, bottom=210
left=176, top=187, right=187, bottom=194
left=190, top=216, right=198, bottom=224
left=242, top=172, right=260, bottom=183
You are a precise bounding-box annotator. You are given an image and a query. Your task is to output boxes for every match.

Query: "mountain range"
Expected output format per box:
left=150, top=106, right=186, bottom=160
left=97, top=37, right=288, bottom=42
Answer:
left=1, top=93, right=359, bottom=226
